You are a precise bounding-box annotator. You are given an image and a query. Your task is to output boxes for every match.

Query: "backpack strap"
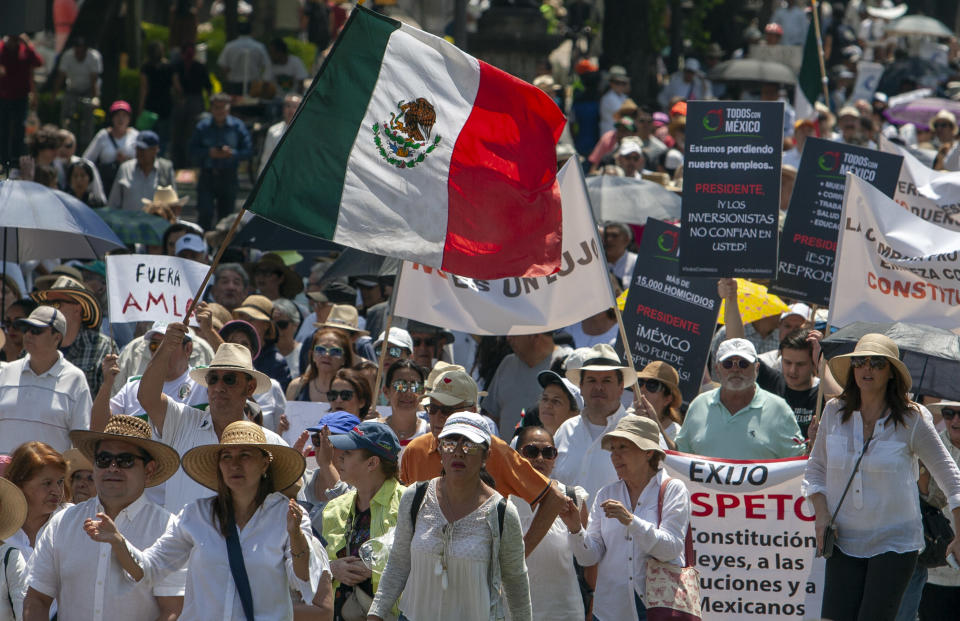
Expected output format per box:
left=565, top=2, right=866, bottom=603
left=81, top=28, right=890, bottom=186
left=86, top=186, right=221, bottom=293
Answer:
left=497, top=498, right=506, bottom=535
left=4, top=547, right=16, bottom=614
left=409, top=480, right=429, bottom=526
left=657, top=476, right=696, bottom=569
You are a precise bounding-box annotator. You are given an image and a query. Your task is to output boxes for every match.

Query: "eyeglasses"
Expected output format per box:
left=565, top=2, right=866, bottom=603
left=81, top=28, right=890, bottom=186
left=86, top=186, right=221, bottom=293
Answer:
left=413, top=337, right=437, bottom=348
left=391, top=379, right=423, bottom=394
left=426, top=403, right=460, bottom=418
left=933, top=123, right=953, bottom=130
left=22, top=325, right=51, bottom=336
left=378, top=345, right=405, bottom=359
left=940, top=408, right=960, bottom=420
left=519, top=444, right=558, bottom=460
left=206, top=372, right=242, bottom=386
left=275, top=320, right=292, bottom=330
left=94, top=451, right=149, bottom=469
left=327, top=389, right=355, bottom=402
left=314, top=345, right=344, bottom=358
left=721, top=359, right=752, bottom=369
left=849, top=356, right=889, bottom=370
left=641, top=379, right=665, bottom=393
left=439, top=437, right=485, bottom=455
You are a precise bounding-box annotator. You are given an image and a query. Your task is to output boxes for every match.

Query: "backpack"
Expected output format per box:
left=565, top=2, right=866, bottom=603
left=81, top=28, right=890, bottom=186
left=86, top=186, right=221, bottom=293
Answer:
left=409, top=480, right=506, bottom=534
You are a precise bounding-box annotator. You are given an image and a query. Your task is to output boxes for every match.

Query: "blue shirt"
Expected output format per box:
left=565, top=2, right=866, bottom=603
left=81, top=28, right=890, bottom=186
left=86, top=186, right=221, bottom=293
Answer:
left=675, top=384, right=804, bottom=460
left=189, top=114, right=252, bottom=169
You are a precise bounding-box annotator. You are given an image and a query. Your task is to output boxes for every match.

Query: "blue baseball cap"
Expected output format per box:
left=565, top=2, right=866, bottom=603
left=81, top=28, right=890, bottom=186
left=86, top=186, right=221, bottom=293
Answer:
left=135, top=130, right=160, bottom=149
left=306, top=410, right=361, bottom=435
left=328, top=421, right=401, bottom=463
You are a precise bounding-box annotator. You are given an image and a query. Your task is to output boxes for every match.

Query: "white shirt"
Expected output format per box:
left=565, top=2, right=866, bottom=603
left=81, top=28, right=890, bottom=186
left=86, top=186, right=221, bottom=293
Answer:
left=27, top=496, right=185, bottom=621
left=255, top=378, right=288, bottom=432
left=217, top=36, right=272, bottom=83
left=657, top=73, right=713, bottom=108
left=111, top=369, right=207, bottom=419
left=0, top=353, right=91, bottom=454
left=599, top=90, right=627, bottom=135
left=553, top=406, right=629, bottom=500
left=0, top=542, right=26, bottom=621
left=82, top=128, right=138, bottom=167
left=569, top=471, right=689, bottom=621
left=59, top=48, right=102, bottom=93
left=564, top=320, right=619, bottom=349
left=258, top=120, right=287, bottom=176
left=609, top=251, right=638, bottom=289
left=270, top=56, right=308, bottom=93
left=128, top=492, right=327, bottom=621
left=159, top=400, right=288, bottom=514
left=110, top=333, right=215, bottom=396
left=802, top=399, right=960, bottom=557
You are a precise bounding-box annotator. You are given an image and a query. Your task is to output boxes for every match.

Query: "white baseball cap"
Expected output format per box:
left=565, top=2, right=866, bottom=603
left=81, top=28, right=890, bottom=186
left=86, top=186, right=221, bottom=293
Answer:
left=175, top=234, right=207, bottom=257
left=717, top=338, right=758, bottom=363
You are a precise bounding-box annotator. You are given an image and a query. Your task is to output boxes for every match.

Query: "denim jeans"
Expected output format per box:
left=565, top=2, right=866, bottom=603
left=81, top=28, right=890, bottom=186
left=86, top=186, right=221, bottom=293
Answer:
left=894, top=564, right=928, bottom=621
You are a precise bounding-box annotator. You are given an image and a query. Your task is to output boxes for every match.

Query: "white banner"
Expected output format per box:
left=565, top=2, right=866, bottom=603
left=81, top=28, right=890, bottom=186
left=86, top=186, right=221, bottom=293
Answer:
left=106, top=255, right=210, bottom=324
left=664, top=451, right=823, bottom=620
left=880, top=135, right=960, bottom=230
left=830, top=173, right=960, bottom=329
left=280, top=400, right=330, bottom=446
left=392, top=161, right=614, bottom=335
left=847, top=61, right=884, bottom=104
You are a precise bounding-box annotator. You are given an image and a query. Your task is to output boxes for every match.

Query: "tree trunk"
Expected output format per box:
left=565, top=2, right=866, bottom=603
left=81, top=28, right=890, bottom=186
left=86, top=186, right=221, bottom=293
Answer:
left=601, top=0, right=660, bottom=107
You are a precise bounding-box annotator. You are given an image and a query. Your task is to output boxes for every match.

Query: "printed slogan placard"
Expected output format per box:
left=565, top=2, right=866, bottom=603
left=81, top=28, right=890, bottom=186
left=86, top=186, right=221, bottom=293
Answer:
left=617, top=219, right=720, bottom=403
left=880, top=135, right=960, bottom=231
left=106, top=255, right=210, bottom=324
left=665, top=451, right=824, bottom=620
left=770, top=137, right=902, bottom=305
left=681, top=101, right=784, bottom=277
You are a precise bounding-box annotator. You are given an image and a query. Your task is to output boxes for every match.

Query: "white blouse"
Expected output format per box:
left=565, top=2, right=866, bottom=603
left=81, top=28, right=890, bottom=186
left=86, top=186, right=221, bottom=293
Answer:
left=126, top=492, right=328, bottom=621
left=569, top=470, right=689, bottom=621
left=82, top=128, right=138, bottom=166
left=0, top=543, right=26, bottom=621
left=802, top=399, right=960, bottom=558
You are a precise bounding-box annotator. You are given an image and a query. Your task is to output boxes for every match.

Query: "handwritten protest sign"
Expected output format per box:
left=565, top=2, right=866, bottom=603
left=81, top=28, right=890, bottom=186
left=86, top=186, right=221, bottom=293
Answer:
left=880, top=135, right=960, bottom=231
left=665, top=451, right=824, bottom=620
left=106, top=255, right=210, bottom=324
left=770, top=137, right=902, bottom=305
left=617, top=219, right=719, bottom=403
left=681, top=101, right=784, bottom=277
left=830, top=173, right=960, bottom=329
left=393, top=161, right=613, bottom=335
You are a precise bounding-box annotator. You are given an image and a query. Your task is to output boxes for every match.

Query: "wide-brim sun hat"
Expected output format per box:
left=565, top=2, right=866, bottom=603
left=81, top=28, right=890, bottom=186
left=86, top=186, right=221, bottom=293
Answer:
left=181, top=420, right=306, bottom=492
left=31, top=275, right=102, bottom=329
left=601, top=414, right=665, bottom=457
left=232, top=295, right=277, bottom=340
left=0, top=477, right=28, bottom=540
left=69, top=415, right=181, bottom=487
left=927, top=401, right=960, bottom=418
left=636, top=361, right=683, bottom=416
left=827, top=333, right=912, bottom=391
left=565, top=343, right=637, bottom=386
left=317, top=304, right=369, bottom=336
left=246, top=253, right=304, bottom=299
left=63, top=448, right=94, bottom=481
left=189, top=342, right=273, bottom=394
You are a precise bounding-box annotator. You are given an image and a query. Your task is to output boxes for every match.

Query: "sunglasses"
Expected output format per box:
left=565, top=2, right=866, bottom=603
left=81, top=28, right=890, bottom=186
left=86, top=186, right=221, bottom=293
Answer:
left=314, top=345, right=344, bottom=358
left=439, top=437, right=485, bottom=455
left=275, top=320, right=292, bottom=330
left=849, top=356, right=889, bottom=370
left=933, top=123, right=953, bottom=130
left=391, top=379, right=423, bottom=394
left=721, top=359, right=752, bottom=369
left=378, top=345, right=405, bottom=359
left=413, top=337, right=437, bottom=347
left=22, top=325, right=51, bottom=336
left=941, top=408, right=960, bottom=420
left=206, top=372, right=243, bottom=386
left=426, top=403, right=460, bottom=418
left=0, top=320, right=18, bottom=332
left=519, top=444, right=558, bottom=460
left=641, top=379, right=665, bottom=393
left=327, top=389, right=355, bottom=402
left=94, top=451, right=149, bottom=469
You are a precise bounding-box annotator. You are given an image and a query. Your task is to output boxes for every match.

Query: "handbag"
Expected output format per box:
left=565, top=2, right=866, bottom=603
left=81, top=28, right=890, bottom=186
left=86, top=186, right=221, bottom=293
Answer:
left=917, top=495, right=954, bottom=568
left=645, top=477, right=702, bottom=621
left=821, top=435, right=874, bottom=559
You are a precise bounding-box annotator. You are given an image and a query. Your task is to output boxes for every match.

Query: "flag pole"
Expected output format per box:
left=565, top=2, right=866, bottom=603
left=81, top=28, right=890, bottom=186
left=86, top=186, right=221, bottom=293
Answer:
left=370, top=261, right=403, bottom=414
left=183, top=208, right=248, bottom=324
left=810, top=0, right=831, bottom=110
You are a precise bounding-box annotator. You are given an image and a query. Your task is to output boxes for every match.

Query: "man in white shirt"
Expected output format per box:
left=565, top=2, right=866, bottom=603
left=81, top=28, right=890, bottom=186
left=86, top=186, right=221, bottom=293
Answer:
left=108, top=131, right=176, bottom=211
left=603, top=221, right=638, bottom=289
left=552, top=344, right=637, bottom=499
left=55, top=38, right=102, bottom=147
left=218, top=21, right=272, bottom=95
left=23, top=415, right=185, bottom=621
left=599, top=66, right=630, bottom=134
left=138, top=324, right=287, bottom=513
left=0, top=306, right=90, bottom=454
left=657, top=58, right=713, bottom=108
left=259, top=94, right=302, bottom=176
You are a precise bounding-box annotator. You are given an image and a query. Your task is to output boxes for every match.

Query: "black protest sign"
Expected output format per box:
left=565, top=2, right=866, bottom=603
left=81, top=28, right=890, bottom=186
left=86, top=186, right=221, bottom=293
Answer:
left=680, top=101, right=784, bottom=277
left=616, top=219, right=720, bottom=404
left=769, top=137, right=902, bottom=305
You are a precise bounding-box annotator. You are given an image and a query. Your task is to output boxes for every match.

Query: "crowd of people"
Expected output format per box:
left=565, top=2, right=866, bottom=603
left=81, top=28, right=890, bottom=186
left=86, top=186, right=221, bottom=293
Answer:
left=0, top=1, right=960, bottom=621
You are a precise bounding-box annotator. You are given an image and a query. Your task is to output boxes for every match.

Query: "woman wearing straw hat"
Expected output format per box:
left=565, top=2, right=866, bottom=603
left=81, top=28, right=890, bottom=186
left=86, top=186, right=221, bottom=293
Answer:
left=62, top=448, right=95, bottom=504
left=802, top=334, right=960, bottom=621
left=0, top=477, right=28, bottom=621
left=562, top=415, right=690, bottom=621
left=84, top=420, right=329, bottom=620
left=634, top=361, right=684, bottom=449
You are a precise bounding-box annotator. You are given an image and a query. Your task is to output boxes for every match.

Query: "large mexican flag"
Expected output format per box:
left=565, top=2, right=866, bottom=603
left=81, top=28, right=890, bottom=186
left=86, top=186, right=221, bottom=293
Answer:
left=246, top=6, right=566, bottom=279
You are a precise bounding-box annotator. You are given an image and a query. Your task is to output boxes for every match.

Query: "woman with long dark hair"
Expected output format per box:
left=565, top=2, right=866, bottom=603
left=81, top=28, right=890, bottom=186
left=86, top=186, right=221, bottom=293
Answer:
left=287, top=329, right=354, bottom=404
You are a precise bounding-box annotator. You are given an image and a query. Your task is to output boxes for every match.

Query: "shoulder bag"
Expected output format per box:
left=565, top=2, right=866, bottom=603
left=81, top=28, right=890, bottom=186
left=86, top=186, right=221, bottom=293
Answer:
left=645, top=477, right=702, bottom=621
left=917, top=494, right=954, bottom=568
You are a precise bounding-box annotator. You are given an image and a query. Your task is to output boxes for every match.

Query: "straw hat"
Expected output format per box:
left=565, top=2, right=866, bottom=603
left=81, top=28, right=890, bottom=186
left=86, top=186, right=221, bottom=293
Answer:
left=601, top=415, right=665, bottom=456
left=246, top=253, right=304, bottom=299
left=34, top=265, right=83, bottom=290
left=181, top=420, right=306, bottom=492
left=636, top=361, right=683, bottom=415
left=827, top=333, right=911, bottom=391
left=31, top=276, right=102, bottom=329
left=233, top=295, right=277, bottom=340
left=316, top=304, right=369, bottom=336
left=927, top=401, right=960, bottom=418
left=565, top=343, right=637, bottom=386
left=189, top=343, right=272, bottom=394
left=63, top=448, right=94, bottom=481
left=0, top=477, right=28, bottom=540
left=141, top=185, right=189, bottom=207
left=931, top=109, right=958, bottom=131
left=70, top=415, right=181, bottom=487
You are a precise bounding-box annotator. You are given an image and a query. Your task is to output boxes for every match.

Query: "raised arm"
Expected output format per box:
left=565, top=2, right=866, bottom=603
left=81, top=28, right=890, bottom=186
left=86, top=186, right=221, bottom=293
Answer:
left=718, top=278, right=744, bottom=339
left=91, top=353, right=121, bottom=431
left=138, top=323, right=188, bottom=434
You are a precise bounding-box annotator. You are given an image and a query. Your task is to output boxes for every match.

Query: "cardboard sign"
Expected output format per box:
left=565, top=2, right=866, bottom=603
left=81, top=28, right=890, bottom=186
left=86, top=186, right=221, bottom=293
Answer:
left=681, top=101, right=784, bottom=277
left=770, top=137, right=902, bottom=305
left=106, top=255, right=210, bottom=324
left=617, top=219, right=720, bottom=403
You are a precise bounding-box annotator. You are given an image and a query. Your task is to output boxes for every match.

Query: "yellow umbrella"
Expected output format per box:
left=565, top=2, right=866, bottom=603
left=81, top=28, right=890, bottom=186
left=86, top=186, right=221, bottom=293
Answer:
left=718, top=279, right=790, bottom=325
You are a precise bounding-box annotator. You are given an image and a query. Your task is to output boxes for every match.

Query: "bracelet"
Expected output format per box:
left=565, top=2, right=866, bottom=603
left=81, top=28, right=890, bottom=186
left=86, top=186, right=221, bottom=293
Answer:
left=290, top=547, right=307, bottom=559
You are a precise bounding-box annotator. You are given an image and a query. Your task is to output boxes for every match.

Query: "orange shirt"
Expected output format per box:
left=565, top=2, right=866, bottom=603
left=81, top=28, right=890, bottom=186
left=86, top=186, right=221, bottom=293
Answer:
left=399, top=433, right=550, bottom=505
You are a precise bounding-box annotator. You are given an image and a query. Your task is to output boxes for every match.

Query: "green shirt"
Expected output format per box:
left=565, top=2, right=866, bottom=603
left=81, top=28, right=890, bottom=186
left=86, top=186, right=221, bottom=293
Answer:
left=675, top=384, right=804, bottom=459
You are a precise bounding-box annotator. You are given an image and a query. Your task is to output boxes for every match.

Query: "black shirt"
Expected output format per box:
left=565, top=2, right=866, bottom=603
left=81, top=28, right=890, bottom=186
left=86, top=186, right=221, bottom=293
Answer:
left=757, top=361, right=819, bottom=439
